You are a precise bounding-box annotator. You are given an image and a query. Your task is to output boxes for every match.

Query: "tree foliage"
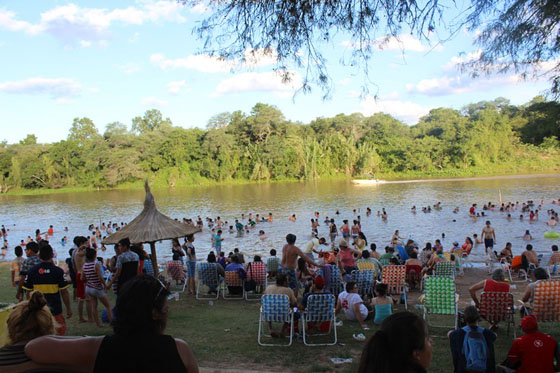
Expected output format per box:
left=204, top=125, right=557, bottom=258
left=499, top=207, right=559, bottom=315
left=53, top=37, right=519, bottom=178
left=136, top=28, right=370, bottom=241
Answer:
left=184, top=0, right=560, bottom=98
left=0, top=100, right=558, bottom=192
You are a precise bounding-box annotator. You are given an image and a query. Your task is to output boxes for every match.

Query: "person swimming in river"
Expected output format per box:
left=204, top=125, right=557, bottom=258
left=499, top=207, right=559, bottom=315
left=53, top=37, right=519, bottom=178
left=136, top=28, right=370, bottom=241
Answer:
left=523, top=230, right=532, bottom=240
left=289, top=214, right=296, bottom=222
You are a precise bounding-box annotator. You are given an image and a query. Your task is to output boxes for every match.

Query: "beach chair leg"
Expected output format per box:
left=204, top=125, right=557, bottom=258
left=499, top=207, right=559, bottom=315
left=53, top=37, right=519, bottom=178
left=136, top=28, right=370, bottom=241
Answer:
left=181, top=275, right=188, bottom=293
left=195, top=280, right=201, bottom=300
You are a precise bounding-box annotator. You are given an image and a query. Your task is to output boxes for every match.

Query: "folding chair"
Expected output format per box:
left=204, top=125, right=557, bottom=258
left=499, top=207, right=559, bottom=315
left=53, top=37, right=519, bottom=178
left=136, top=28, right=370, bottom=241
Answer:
left=302, top=294, right=337, bottom=346
left=196, top=263, right=220, bottom=300
left=223, top=271, right=245, bottom=299
left=267, top=256, right=279, bottom=278
left=532, top=280, right=560, bottom=325
left=351, top=269, right=375, bottom=298
left=245, top=262, right=267, bottom=300
left=405, top=264, right=422, bottom=290
left=329, top=265, right=344, bottom=296
left=422, top=275, right=458, bottom=329
left=480, top=292, right=515, bottom=337
left=258, top=294, right=294, bottom=346
left=166, top=260, right=187, bottom=291
left=381, top=265, right=408, bottom=310
left=435, top=261, right=456, bottom=278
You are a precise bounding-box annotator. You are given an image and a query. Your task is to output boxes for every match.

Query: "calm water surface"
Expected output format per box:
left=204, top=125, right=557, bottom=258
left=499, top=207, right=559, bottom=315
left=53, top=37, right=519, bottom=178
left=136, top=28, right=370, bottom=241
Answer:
left=1, top=176, right=559, bottom=263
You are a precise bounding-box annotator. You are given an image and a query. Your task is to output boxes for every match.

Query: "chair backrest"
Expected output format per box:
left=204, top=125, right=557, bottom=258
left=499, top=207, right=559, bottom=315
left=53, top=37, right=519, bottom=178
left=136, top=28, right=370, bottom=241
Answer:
left=167, top=261, right=184, bottom=281
left=405, top=264, right=422, bottom=282
left=267, top=257, right=279, bottom=272
left=356, top=260, right=376, bottom=272
left=423, top=276, right=456, bottom=315
left=305, top=294, right=335, bottom=322
left=351, top=269, right=375, bottom=296
left=261, top=294, right=291, bottom=322
left=329, top=265, right=343, bottom=295
left=247, top=262, right=267, bottom=285
left=198, top=263, right=219, bottom=286
left=225, top=271, right=243, bottom=286
left=533, top=280, right=560, bottom=322
left=381, top=265, right=406, bottom=295
left=480, top=292, right=514, bottom=323
left=435, top=261, right=456, bottom=277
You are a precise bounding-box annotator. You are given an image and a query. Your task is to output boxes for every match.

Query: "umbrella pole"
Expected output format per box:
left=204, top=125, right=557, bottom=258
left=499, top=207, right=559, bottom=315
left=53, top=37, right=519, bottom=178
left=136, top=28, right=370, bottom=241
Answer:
left=149, top=241, right=159, bottom=276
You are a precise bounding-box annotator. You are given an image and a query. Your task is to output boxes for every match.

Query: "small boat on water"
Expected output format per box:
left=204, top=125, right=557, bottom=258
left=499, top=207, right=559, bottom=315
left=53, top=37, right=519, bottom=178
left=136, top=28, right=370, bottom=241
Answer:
left=351, top=176, right=386, bottom=185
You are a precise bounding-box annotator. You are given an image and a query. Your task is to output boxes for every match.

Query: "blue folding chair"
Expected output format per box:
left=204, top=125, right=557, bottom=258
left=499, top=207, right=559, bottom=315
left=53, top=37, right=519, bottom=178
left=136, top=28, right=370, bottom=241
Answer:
left=303, top=294, right=337, bottom=346
left=329, top=265, right=343, bottom=296
left=196, top=263, right=220, bottom=300
left=351, top=269, right=375, bottom=298
left=258, top=294, right=294, bottom=346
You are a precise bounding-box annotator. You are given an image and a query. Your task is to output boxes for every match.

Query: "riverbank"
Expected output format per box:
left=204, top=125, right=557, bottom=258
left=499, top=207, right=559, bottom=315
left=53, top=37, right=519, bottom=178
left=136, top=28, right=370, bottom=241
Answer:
left=2, top=167, right=559, bottom=196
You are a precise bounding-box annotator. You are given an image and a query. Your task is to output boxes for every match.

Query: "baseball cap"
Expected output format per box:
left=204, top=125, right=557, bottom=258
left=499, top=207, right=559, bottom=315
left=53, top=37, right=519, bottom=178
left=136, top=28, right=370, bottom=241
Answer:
left=313, top=276, right=325, bottom=288
left=520, top=315, right=538, bottom=332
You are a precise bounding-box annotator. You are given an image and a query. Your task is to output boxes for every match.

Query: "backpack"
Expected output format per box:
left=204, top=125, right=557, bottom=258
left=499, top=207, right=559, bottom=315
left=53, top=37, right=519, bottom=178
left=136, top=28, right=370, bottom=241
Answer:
left=462, top=326, right=487, bottom=372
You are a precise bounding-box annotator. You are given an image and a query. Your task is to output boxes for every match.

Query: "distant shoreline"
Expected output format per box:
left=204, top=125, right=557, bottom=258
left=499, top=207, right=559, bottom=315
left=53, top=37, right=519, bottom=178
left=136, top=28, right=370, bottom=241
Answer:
left=382, top=173, right=560, bottom=184
left=2, top=171, right=559, bottom=197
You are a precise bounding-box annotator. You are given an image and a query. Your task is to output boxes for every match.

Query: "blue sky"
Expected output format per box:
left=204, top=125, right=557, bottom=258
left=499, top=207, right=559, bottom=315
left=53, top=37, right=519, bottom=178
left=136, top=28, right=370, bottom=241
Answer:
left=0, top=0, right=553, bottom=144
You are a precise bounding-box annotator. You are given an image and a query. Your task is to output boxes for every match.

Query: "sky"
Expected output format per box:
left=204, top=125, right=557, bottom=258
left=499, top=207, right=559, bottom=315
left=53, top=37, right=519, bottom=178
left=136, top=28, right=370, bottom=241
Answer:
left=0, top=0, right=554, bottom=144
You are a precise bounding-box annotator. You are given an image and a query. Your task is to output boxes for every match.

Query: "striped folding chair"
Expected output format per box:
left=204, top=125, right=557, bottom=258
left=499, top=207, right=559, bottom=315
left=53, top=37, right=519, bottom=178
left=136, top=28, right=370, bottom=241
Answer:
left=405, top=264, right=422, bottom=290
left=435, top=261, right=456, bottom=278
left=267, top=256, right=280, bottom=278
left=329, top=265, right=343, bottom=296
left=351, top=270, right=375, bottom=298
left=245, top=262, right=267, bottom=300
left=196, top=263, right=220, bottom=300
left=258, top=294, right=294, bottom=346
left=480, top=292, right=515, bottom=337
left=381, top=265, right=408, bottom=309
left=532, top=280, right=560, bottom=324
left=302, top=294, right=337, bottom=346
left=166, top=260, right=186, bottom=291
left=422, top=275, right=458, bottom=329
left=223, top=271, right=245, bottom=299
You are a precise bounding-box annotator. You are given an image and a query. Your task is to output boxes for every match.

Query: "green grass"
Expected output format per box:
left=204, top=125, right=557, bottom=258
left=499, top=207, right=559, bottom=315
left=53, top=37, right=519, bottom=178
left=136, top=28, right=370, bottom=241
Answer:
left=1, top=264, right=559, bottom=372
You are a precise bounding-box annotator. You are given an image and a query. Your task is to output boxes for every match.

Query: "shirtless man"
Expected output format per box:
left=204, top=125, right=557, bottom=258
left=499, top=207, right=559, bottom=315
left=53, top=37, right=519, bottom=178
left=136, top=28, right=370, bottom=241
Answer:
left=481, top=221, right=496, bottom=254
left=279, top=234, right=317, bottom=293
left=522, top=244, right=539, bottom=267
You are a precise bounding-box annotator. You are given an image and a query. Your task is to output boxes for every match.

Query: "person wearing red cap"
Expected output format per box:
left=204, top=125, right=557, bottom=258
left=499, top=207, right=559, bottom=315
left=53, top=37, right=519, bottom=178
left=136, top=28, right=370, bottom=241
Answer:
left=501, top=315, right=559, bottom=373
left=300, top=276, right=331, bottom=333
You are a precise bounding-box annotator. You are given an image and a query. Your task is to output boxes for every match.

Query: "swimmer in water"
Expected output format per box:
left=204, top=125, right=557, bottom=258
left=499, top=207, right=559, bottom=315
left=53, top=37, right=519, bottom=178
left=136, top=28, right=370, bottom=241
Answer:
left=259, top=230, right=267, bottom=240
left=523, top=230, right=532, bottom=240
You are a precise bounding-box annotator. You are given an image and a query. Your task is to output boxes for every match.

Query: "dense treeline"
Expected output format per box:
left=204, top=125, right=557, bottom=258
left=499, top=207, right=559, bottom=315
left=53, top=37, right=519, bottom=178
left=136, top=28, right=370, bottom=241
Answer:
left=1, top=96, right=559, bottom=192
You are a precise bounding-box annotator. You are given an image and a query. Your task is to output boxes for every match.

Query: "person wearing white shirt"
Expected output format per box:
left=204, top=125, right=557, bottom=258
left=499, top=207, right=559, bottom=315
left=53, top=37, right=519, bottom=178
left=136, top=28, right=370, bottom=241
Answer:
left=303, top=236, right=327, bottom=259
left=335, top=281, right=370, bottom=330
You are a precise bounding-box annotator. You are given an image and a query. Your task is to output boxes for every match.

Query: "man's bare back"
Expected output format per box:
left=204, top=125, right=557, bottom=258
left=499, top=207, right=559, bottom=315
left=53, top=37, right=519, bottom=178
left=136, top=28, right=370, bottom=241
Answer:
left=281, top=243, right=315, bottom=270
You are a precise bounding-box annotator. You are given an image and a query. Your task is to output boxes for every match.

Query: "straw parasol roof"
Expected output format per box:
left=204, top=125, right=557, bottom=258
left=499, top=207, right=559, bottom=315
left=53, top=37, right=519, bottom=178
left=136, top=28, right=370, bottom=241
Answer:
left=102, top=181, right=200, bottom=275
left=103, top=181, right=200, bottom=245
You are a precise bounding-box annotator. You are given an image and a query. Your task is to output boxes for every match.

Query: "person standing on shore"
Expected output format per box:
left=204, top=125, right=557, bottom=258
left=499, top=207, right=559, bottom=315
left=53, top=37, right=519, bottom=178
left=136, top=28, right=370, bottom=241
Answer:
left=184, top=234, right=196, bottom=296
left=481, top=221, right=496, bottom=254
left=279, top=234, right=317, bottom=294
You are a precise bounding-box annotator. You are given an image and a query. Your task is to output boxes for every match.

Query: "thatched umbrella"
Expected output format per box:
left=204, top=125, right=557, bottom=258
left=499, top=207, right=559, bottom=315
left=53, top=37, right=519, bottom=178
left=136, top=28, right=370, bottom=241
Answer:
left=102, top=181, right=200, bottom=275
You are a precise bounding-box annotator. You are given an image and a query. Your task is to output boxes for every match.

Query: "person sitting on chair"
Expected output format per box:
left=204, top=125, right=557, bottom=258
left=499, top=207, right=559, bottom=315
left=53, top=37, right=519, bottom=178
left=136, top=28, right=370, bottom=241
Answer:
left=448, top=306, right=496, bottom=373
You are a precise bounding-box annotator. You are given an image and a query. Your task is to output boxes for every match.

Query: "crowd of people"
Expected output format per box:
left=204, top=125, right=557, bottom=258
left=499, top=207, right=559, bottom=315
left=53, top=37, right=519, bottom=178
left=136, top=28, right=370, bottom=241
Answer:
left=1, top=198, right=559, bottom=372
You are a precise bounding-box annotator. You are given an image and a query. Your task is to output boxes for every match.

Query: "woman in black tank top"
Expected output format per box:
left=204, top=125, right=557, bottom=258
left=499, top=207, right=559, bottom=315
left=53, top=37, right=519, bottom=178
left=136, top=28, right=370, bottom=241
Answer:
left=24, top=275, right=199, bottom=373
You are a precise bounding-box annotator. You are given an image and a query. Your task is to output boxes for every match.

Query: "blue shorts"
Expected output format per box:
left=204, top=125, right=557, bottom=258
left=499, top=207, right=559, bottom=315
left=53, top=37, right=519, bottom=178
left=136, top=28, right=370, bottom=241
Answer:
left=278, top=265, right=297, bottom=289
left=187, top=260, right=196, bottom=278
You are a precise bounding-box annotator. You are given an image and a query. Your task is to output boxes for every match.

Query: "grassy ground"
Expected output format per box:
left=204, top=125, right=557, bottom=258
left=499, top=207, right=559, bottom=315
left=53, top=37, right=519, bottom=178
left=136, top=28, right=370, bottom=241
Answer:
left=1, top=263, right=559, bottom=372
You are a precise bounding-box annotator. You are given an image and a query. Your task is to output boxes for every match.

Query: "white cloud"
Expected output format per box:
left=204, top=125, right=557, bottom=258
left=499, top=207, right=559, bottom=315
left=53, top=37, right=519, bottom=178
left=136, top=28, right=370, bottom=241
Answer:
left=55, top=97, right=72, bottom=105
left=150, top=53, right=235, bottom=73
left=151, top=48, right=277, bottom=73
left=342, top=34, right=443, bottom=53
left=406, top=73, right=521, bottom=96
left=442, top=50, right=482, bottom=71
left=79, top=40, right=92, bottom=48
left=89, top=87, right=100, bottom=93
left=141, top=96, right=168, bottom=107
left=167, top=80, right=187, bottom=95
left=213, top=71, right=302, bottom=97
left=129, top=32, right=140, bottom=43
left=118, top=63, right=140, bottom=75
left=190, top=3, right=209, bottom=14
left=0, top=77, right=81, bottom=98
left=360, top=95, right=431, bottom=124
left=338, top=78, right=351, bottom=86
left=0, top=2, right=186, bottom=44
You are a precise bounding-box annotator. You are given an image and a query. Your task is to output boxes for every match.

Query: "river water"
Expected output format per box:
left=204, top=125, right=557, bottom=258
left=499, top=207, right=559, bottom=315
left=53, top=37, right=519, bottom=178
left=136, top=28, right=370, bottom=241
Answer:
left=1, top=175, right=559, bottom=264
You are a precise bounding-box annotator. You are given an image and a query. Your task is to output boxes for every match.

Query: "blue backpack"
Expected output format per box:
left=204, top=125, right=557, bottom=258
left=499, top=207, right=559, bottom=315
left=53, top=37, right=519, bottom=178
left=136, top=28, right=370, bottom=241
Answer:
left=462, top=326, right=487, bottom=372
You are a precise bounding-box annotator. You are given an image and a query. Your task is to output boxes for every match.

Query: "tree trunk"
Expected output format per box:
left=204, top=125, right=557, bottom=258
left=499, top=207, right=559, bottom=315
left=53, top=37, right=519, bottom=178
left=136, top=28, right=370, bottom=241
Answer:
left=149, top=241, right=159, bottom=276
